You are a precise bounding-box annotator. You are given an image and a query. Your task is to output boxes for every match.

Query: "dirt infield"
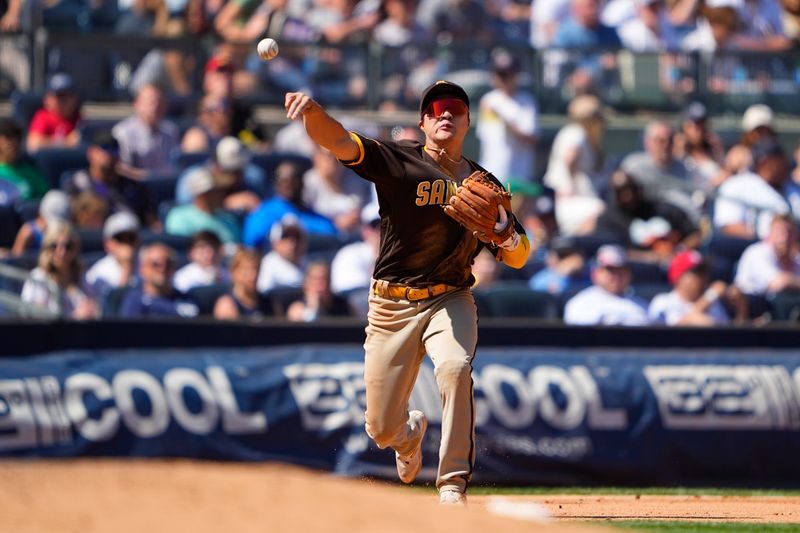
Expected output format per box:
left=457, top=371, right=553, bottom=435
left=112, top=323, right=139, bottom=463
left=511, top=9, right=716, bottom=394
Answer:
left=1, top=460, right=798, bottom=532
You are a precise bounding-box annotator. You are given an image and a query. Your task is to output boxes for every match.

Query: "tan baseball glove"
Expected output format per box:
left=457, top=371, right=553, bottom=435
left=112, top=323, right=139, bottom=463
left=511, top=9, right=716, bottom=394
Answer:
left=443, top=170, right=515, bottom=245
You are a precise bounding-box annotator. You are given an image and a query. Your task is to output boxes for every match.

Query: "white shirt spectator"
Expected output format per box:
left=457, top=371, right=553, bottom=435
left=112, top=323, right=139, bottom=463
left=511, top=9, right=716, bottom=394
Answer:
left=303, top=168, right=372, bottom=225
left=477, top=88, right=539, bottom=183
left=734, top=241, right=800, bottom=295
left=112, top=115, right=180, bottom=176
left=331, top=241, right=375, bottom=294
left=739, top=0, right=784, bottom=38
left=529, top=0, right=571, bottom=49
left=173, top=262, right=230, bottom=293
left=713, top=171, right=792, bottom=238
left=21, top=267, right=94, bottom=316
left=648, top=290, right=730, bottom=325
left=257, top=251, right=305, bottom=292
left=544, top=123, right=600, bottom=197
left=564, top=286, right=650, bottom=325
left=85, top=255, right=125, bottom=290
left=601, top=0, right=637, bottom=27
left=618, top=15, right=681, bottom=52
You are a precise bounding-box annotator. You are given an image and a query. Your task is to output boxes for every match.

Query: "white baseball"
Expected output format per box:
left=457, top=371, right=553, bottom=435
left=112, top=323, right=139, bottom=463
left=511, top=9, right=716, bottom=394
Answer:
left=257, top=38, right=279, bottom=61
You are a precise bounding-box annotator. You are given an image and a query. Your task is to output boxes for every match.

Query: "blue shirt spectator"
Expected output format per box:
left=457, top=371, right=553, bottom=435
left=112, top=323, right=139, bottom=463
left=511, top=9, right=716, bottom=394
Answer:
left=553, top=0, right=622, bottom=49
left=243, top=160, right=336, bottom=249
left=117, top=242, right=199, bottom=318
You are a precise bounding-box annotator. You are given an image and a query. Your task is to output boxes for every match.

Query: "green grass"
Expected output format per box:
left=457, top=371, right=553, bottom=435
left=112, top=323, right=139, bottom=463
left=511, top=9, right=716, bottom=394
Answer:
left=466, top=486, right=800, bottom=497
left=614, top=521, right=800, bottom=532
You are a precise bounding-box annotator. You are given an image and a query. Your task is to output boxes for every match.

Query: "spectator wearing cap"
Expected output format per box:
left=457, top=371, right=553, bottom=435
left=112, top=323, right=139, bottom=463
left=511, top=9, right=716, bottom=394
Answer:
left=11, top=190, right=69, bottom=256
left=85, top=212, right=141, bottom=296
left=244, top=160, right=337, bottom=249
left=118, top=242, right=199, bottom=318
left=181, top=94, right=234, bottom=153
left=0, top=118, right=49, bottom=204
left=563, top=244, right=650, bottom=325
left=673, top=102, right=725, bottom=188
left=286, top=260, right=352, bottom=322
left=331, top=202, right=381, bottom=295
left=621, top=120, right=699, bottom=222
left=165, top=166, right=241, bottom=244
left=26, top=73, right=82, bottom=154
left=176, top=136, right=266, bottom=212
left=257, top=215, right=308, bottom=293
left=713, top=136, right=798, bottom=239
left=476, top=49, right=539, bottom=186
left=64, top=131, right=157, bottom=228
left=112, top=83, right=180, bottom=180
left=173, top=230, right=230, bottom=292
left=617, top=0, right=681, bottom=52
left=528, top=236, right=590, bottom=295
left=734, top=213, right=800, bottom=296
left=21, top=221, right=99, bottom=319
left=303, top=144, right=373, bottom=240
left=721, top=104, right=778, bottom=178
left=214, top=248, right=273, bottom=320
left=649, top=249, right=746, bottom=325
left=543, top=94, right=607, bottom=235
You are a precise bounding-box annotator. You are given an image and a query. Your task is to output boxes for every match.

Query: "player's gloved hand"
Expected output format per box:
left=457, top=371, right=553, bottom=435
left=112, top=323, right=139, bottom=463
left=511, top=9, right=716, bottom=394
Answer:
left=443, top=170, right=516, bottom=247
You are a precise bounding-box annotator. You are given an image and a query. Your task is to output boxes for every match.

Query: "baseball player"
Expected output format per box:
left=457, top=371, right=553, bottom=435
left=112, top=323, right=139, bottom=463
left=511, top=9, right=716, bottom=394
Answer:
left=284, top=81, right=530, bottom=505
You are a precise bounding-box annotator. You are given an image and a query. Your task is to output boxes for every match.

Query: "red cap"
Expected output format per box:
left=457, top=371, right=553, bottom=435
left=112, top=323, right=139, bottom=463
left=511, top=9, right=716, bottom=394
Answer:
left=668, top=250, right=704, bottom=285
left=205, top=55, right=234, bottom=74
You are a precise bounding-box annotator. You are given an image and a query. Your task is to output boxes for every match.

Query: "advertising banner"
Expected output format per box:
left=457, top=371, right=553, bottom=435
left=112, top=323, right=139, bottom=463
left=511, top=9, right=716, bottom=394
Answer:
left=2, top=346, right=800, bottom=485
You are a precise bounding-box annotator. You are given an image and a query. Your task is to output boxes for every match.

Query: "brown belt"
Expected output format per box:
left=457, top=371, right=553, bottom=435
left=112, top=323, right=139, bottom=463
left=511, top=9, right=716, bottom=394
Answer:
left=371, top=280, right=460, bottom=301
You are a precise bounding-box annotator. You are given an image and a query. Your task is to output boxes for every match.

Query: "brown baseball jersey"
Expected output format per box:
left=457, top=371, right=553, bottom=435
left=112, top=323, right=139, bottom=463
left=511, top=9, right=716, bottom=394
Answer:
left=343, top=132, right=526, bottom=287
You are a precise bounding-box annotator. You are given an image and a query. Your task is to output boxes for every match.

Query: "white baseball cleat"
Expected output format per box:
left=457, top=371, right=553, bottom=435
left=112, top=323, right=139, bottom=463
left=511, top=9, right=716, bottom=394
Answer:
left=395, top=410, right=427, bottom=484
left=439, top=488, right=467, bottom=506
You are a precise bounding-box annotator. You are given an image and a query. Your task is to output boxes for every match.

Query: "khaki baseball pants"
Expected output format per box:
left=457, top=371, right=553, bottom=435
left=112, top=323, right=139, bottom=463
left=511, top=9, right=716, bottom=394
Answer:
left=363, top=284, right=477, bottom=493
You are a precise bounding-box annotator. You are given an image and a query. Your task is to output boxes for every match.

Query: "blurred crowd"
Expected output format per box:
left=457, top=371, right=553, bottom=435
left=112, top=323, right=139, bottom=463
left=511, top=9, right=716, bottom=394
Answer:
left=2, top=0, right=800, bottom=326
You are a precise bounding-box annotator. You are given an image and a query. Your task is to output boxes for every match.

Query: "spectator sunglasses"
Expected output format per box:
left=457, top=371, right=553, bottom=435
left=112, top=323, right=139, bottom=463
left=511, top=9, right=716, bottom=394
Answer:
left=424, top=98, right=468, bottom=118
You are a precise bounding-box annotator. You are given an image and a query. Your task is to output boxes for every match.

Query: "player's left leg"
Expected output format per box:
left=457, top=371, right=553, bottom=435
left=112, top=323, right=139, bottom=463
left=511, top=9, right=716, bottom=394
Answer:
left=421, top=288, right=477, bottom=498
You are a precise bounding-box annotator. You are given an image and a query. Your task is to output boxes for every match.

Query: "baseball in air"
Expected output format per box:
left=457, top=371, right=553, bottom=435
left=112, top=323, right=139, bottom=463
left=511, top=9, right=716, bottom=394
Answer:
left=257, top=38, right=279, bottom=61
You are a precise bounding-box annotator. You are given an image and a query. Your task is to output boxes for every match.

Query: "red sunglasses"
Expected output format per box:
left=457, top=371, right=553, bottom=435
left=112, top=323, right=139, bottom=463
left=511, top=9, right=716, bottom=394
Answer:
left=424, top=98, right=469, bottom=118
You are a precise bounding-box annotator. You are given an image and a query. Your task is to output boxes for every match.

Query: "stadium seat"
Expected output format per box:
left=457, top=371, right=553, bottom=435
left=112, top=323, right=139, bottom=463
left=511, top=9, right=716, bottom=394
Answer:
left=14, top=199, right=40, bottom=223
left=265, top=286, right=304, bottom=316
left=631, top=283, right=671, bottom=303
left=705, top=233, right=758, bottom=283
left=9, top=90, right=43, bottom=128
left=477, top=283, right=557, bottom=319
left=768, top=292, right=800, bottom=322
left=33, top=147, right=89, bottom=189
left=306, top=232, right=343, bottom=259
left=103, top=286, right=130, bottom=317
left=140, top=229, right=192, bottom=252
left=628, top=261, right=668, bottom=285
left=174, top=152, right=209, bottom=171
left=76, top=228, right=104, bottom=253
left=252, top=153, right=312, bottom=179
left=141, top=174, right=180, bottom=212
left=188, top=283, right=232, bottom=316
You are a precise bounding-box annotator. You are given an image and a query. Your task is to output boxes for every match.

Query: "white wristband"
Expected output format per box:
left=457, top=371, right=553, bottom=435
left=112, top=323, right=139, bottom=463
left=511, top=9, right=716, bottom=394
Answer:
left=703, top=287, right=721, bottom=303
left=499, top=231, right=520, bottom=251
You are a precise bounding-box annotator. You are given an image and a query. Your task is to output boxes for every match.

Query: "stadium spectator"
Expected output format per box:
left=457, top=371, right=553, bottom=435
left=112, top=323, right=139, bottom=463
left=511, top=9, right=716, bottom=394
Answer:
left=11, top=190, right=70, bottom=256
left=374, top=0, right=431, bottom=46
left=515, top=188, right=559, bottom=263
left=257, top=214, right=308, bottom=292
left=173, top=230, right=230, bottom=292
left=563, top=244, right=650, bottom=325
left=595, top=170, right=698, bottom=257
left=244, top=160, right=336, bottom=249
left=85, top=212, right=141, bottom=296
left=543, top=94, right=607, bottom=235
left=621, top=120, right=699, bottom=222
left=672, top=102, right=724, bottom=188
left=528, top=236, right=590, bottom=295
left=0, top=118, right=48, bottom=204
left=286, top=259, right=351, bottom=321
left=734, top=213, right=800, bottom=295
left=65, top=132, right=157, bottom=228
left=112, top=83, right=180, bottom=180
left=118, top=241, right=200, bottom=318
left=471, top=248, right=502, bottom=290
left=476, top=49, right=539, bottom=185
left=176, top=136, right=266, bottom=212
left=20, top=221, right=99, bottom=319
left=714, top=136, right=796, bottom=239
left=25, top=73, right=82, bottom=154
left=617, top=0, right=681, bottom=52
left=331, top=202, right=380, bottom=295
left=70, top=191, right=109, bottom=231
left=681, top=3, right=741, bottom=52
left=214, top=247, right=273, bottom=320
left=181, top=94, right=234, bottom=153
left=528, top=0, right=571, bottom=49
left=304, top=145, right=372, bottom=239
left=165, top=166, right=241, bottom=244
left=721, top=104, right=778, bottom=178
left=649, top=249, right=746, bottom=325
left=425, top=0, right=493, bottom=44
left=733, top=0, right=791, bottom=50
left=783, top=0, right=800, bottom=41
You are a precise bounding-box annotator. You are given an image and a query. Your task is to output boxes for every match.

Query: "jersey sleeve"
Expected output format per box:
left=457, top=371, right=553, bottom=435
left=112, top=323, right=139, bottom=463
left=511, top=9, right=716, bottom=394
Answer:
left=339, top=132, right=406, bottom=185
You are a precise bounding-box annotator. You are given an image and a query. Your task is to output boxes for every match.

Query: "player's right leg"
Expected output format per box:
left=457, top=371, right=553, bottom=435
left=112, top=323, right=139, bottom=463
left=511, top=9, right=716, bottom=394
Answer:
left=363, top=291, right=427, bottom=468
